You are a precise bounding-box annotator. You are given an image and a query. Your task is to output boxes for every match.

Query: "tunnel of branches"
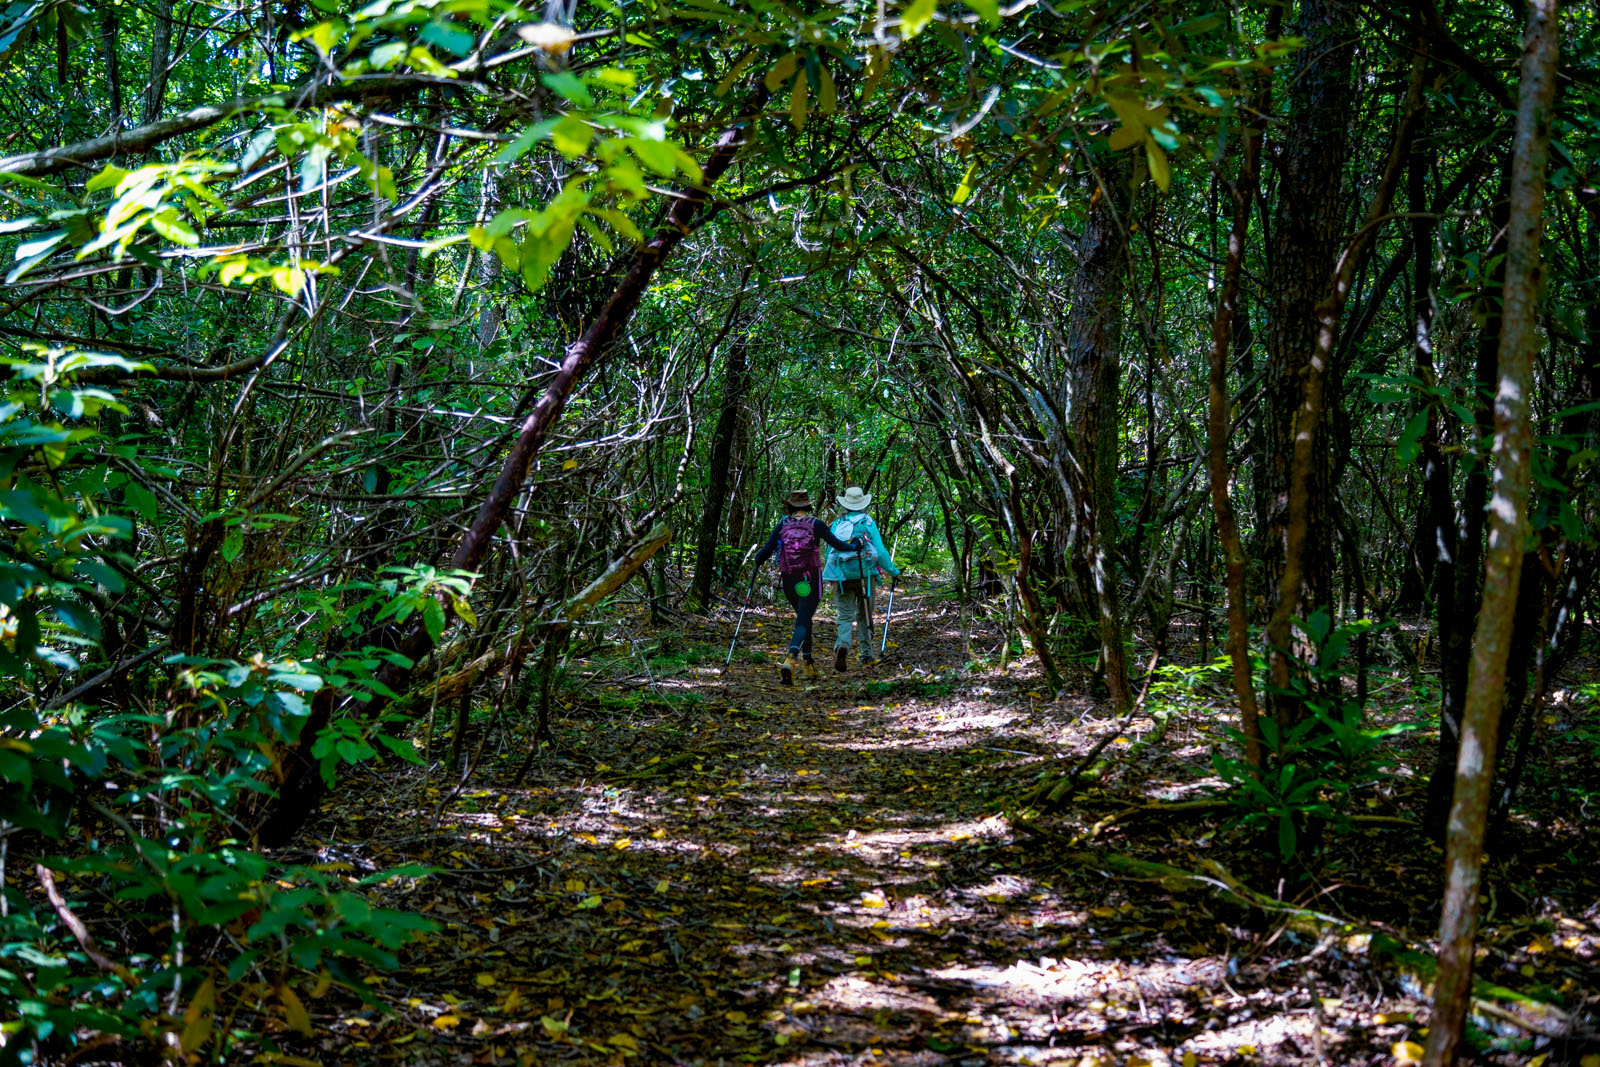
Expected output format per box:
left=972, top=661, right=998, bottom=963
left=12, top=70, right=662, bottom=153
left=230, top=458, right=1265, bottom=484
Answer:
left=2, top=0, right=1599, bottom=1061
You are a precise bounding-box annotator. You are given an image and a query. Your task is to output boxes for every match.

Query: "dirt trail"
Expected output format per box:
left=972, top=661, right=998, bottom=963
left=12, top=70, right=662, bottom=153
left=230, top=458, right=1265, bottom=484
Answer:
left=309, top=588, right=1417, bottom=1066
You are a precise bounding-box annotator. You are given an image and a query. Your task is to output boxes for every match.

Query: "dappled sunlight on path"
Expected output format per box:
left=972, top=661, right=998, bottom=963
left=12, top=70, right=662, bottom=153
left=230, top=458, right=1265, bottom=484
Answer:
left=299, top=588, right=1438, bottom=1066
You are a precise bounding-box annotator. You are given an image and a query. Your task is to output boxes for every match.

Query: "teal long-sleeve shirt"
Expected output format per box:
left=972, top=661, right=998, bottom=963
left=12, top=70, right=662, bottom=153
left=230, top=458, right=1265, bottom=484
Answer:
left=821, top=511, right=900, bottom=584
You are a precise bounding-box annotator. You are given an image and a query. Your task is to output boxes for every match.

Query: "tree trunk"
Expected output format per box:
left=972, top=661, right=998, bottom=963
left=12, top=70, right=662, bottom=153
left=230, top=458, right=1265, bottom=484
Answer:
left=692, top=336, right=750, bottom=611
left=723, top=413, right=751, bottom=582
left=1265, top=38, right=1424, bottom=740
left=99, top=6, right=123, bottom=125
left=143, top=0, right=174, bottom=125
left=1428, top=177, right=1511, bottom=833
left=1261, top=0, right=1356, bottom=723
left=1424, top=2, right=1558, bottom=1060
left=1399, top=118, right=1448, bottom=615
left=1061, top=158, right=1132, bottom=711
left=1204, top=23, right=1275, bottom=768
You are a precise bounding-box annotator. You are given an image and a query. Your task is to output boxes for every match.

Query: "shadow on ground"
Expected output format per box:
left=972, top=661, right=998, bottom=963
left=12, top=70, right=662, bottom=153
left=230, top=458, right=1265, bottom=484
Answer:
left=283, top=586, right=1595, bottom=1067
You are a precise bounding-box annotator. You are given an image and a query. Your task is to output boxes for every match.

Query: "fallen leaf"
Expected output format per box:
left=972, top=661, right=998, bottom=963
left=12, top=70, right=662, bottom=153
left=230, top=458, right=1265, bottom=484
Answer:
left=278, top=984, right=313, bottom=1037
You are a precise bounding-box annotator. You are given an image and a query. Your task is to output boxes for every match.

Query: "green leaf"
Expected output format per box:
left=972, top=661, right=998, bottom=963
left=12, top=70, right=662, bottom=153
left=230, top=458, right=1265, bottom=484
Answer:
left=149, top=209, right=198, bottom=246
left=963, top=0, right=999, bottom=24
left=542, top=71, right=594, bottom=109
left=86, top=165, right=130, bottom=194
left=901, top=0, right=937, bottom=37
left=551, top=114, right=595, bottom=159
left=952, top=161, right=977, bottom=205
left=307, top=18, right=347, bottom=55
left=763, top=53, right=797, bottom=91
left=789, top=74, right=808, bottom=128
left=376, top=734, right=425, bottom=765
left=1396, top=409, right=1429, bottom=464
left=494, top=119, right=558, bottom=165
left=422, top=598, right=446, bottom=642
left=419, top=20, right=473, bottom=57
left=1145, top=140, right=1171, bottom=192
left=358, top=863, right=442, bottom=885
left=220, top=526, right=244, bottom=563
left=1108, top=123, right=1144, bottom=150
left=124, top=482, right=158, bottom=521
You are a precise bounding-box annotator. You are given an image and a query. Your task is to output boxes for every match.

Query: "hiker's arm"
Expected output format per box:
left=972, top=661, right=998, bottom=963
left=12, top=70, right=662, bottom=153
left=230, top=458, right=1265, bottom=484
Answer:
left=817, top=519, right=859, bottom=552
left=749, top=524, right=782, bottom=568
left=868, top=523, right=900, bottom=576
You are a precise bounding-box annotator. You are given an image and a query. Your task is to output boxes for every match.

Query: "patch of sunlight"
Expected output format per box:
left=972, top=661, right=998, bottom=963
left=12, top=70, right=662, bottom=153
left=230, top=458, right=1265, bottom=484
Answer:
left=810, top=973, right=943, bottom=1016
left=930, top=953, right=1229, bottom=1006
left=1141, top=778, right=1222, bottom=802
left=805, top=815, right=1010, bottom=857
left=1181, top=1009, right=1323, bottom=1061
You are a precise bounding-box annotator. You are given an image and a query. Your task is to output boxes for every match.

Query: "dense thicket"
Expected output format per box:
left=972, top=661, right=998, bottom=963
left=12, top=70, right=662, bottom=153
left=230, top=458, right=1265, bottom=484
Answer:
left=1, top=0, right=1596, bottom=1061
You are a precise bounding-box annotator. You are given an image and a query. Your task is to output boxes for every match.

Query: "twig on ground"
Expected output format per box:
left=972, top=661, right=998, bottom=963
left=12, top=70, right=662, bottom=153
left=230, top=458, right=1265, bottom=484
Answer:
left=36, top=864, right=135, bottom=983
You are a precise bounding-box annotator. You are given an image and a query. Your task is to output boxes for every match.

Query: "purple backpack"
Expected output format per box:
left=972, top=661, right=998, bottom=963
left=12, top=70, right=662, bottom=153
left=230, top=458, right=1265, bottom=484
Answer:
left=777, top=516, right=820, bottom=576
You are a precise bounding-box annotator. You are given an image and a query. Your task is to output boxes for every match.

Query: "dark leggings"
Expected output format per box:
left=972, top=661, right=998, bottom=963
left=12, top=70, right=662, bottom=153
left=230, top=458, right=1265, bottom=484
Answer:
left=781, top=570, right=820, bottom=659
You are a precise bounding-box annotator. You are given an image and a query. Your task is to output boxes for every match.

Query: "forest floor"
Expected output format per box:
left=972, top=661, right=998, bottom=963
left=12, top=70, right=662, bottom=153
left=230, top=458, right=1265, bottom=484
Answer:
left=282, top=583, right=1600, bottom=1067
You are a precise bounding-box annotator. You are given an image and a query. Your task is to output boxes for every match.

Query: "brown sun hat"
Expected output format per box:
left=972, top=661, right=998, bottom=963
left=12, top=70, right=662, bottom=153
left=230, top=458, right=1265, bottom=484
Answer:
left=783, top=489, right=815, bottom=511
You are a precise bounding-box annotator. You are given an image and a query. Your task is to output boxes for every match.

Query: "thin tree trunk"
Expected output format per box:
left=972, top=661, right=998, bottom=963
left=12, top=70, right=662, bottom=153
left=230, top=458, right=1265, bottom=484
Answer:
left=1400, top=115, right=1447, bottom=614
left=100, top=6, right=123, bottom=126
left=478, top=168, right=503, bottom=350
left=1204, top=20, right=1275, bottom=768
left=1424, top=2, right=1558, bottom=1060
left=1428, top=177, right=1511, bottom=833
left=143, top=0, right=174, bottom=125
left=691, top=309, right=752, bottom=611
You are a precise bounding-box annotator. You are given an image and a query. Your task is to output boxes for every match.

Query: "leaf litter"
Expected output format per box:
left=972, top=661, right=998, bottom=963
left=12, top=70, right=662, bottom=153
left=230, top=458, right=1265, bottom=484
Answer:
left=274, top=587, right=1600, bottom=1066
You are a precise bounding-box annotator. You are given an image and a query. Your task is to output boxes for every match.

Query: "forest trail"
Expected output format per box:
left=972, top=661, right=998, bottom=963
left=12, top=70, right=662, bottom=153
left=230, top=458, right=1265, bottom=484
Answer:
left=306, top=586, right=1419, bottom=1066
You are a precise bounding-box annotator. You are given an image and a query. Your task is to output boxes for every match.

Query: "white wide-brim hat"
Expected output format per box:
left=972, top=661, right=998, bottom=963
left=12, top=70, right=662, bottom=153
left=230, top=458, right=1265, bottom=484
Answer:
left=836, top=486, right=872, bottom=510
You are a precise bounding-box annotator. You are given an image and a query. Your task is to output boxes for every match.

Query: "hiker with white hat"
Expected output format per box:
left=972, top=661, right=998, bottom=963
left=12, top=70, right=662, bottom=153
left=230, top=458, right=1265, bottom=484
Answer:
left=749, top=489, right=865, bottom=685
left=823, top=486, right=901, bottom=671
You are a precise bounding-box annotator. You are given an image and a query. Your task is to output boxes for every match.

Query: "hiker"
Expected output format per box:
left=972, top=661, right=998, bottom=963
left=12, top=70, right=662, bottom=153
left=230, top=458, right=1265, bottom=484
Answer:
left=823, top=486, right=901, bottom=671
left=749, top=489, right=865, bottom=685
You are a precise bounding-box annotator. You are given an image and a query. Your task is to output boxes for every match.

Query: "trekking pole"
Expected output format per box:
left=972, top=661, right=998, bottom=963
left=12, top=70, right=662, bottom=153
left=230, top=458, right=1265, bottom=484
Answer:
left=725, top=576, right=757, bottom=667
left=879, top=576, right=897, bottom=658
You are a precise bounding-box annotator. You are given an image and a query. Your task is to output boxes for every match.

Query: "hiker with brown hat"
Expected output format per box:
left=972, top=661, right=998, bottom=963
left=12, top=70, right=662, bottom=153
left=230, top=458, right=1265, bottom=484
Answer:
left=822, top=486, right=901, bottom=671
left=749, top=489, right=865, bottom=685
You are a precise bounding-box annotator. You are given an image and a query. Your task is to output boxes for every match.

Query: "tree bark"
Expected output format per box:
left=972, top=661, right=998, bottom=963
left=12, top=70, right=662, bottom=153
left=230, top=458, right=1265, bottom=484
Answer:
left=0, top=74, right=454, bottom=176
left=1266, top=43, right=1425, bottom=732
left=1424, top=2, right=1558, bottom=1061
left=1261, top=0, right=1356, bottom=721
left=1061, top=157, right=1131, bottom=711
left=142, top=0, right=174, bottom=125
left=692, top=332, right=750, bottom=611
left=99, top=5, right=123, bottom=125
left=1399, top=112, right=1448, bottom=614
left=1428, top=178, right=1511, bottom=833
left=1204, top=22, right=1275, bottom=769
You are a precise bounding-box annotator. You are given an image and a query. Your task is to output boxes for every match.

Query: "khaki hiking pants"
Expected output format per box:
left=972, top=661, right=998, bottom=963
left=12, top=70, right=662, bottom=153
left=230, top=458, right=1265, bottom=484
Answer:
left=834, top=579, right=875, bottom=657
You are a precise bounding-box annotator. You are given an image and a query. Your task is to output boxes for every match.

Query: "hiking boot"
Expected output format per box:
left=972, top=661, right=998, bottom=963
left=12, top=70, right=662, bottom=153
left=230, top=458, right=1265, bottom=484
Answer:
left=802, top=659, right=820, bottom=681
left=779, top=653, right=796, bottom=686
left=859, top=654, right=877, bottom=668
left=833, top=646, right=847, bottom=672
